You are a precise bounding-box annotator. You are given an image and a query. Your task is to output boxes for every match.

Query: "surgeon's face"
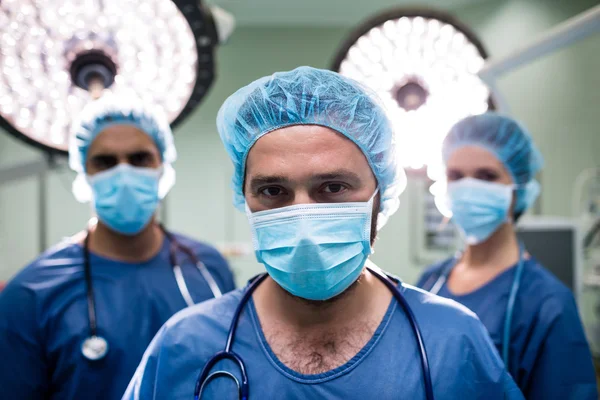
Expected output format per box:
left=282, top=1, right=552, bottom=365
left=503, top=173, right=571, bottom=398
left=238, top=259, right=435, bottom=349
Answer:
left=245, top=125, right=379, bottom=240
left=446, top=146, right=513, bottom=185
left=85, top=124, right=161, bottom=175
left=446, top=145, right=516, bottom=216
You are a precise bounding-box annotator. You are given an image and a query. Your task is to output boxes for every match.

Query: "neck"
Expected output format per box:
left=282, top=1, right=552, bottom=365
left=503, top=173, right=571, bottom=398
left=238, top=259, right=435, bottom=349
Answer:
left=462, top=223, right=520, bottom=269
left=84, top=218, right=164, bottom=263
left=254, top=267, right=392, bottom=330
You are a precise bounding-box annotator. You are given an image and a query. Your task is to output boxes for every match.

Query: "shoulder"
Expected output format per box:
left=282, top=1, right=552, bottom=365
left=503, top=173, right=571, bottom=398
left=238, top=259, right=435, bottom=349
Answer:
left=1, top=240, right=82, bottom=294
left=30, top=239, right=83, bottom=266
left=415, top=258, right=453, bottom=288
left=398, top=284, right=511, bottom=383
left=0, top=240, right=82, bottom=327
left=516, top=260, right=587, bottom=347
left=400, top=283, right=499, bottom=352
left=125, top=289, right=250, bottom=399
left=520, top=258, right=576, bottom=312
left=170, top=232, right=230, bottom=269
left=155, top=289, right=244, bottom=347
left=522, top=258, right=572, bottom=296
left=169, top=232, right=233, bottom=281
left=170, top=232, right=223, bottom=258
left=401, top=283, right=479, bottom=325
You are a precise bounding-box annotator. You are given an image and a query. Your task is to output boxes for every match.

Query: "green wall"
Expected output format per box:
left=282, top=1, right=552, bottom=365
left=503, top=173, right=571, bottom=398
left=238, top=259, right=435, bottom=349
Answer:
left=0, top=0, right=599, bottom=287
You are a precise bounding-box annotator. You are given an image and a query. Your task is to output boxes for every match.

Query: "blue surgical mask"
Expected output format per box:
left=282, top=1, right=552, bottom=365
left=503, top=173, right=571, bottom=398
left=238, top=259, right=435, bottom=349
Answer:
left=88, top=164, right=161, bottom=235
left=445, top=178, right=513, bottom=245
left=246, top=191, right=377, bottom=301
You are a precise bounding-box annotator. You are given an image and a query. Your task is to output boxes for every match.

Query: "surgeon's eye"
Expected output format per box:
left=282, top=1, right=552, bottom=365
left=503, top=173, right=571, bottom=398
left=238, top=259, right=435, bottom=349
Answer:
left=475, top=168, right=500, bottom=182
left=322, top=183, right=348, bottom=194
left=260, top=186, right=285, bottom=197
left=446, top=169, right=463, bottom=181
left=89, top=155, right=118, bottom=171
left=128, top=151, right=156, bottom=167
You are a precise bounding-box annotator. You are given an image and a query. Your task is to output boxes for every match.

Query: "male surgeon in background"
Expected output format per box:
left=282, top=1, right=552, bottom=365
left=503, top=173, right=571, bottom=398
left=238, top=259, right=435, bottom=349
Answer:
left=0, top=93, right=235, bottom=399
left=124, top=67, right=524, bottom=399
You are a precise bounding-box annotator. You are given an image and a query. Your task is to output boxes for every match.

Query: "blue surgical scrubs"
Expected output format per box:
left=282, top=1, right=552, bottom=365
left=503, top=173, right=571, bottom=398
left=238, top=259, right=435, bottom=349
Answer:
left=123, top=277, right=524, bottom=399
left=417, top=257, right=597, bottom=399
left=0, top=233, right=235, bottom=400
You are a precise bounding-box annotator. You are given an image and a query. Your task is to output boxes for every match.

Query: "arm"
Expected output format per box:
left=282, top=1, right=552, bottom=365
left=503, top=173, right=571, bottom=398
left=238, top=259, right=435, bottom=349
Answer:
left=0, top=282, right=49, bottom=398
left=523, top=293, right=597, bottom=400
left=122, top=325, right=166, bottom=400
left=461, top=313, right=525, bottom=399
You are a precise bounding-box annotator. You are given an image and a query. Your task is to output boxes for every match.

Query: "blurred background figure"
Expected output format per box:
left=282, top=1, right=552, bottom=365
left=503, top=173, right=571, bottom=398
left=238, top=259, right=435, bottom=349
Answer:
left=0, top=93, right=235, bottom=399
left=417, top=113, right=597, bottom=399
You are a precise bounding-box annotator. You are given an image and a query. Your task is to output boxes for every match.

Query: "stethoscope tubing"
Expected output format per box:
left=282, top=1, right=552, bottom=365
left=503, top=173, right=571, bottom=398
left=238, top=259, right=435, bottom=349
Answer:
left=194, top=267, right=434, bottom=400
left=428, top=245, right=525, bottom=368
left=81, top=226, right=222, bottom=360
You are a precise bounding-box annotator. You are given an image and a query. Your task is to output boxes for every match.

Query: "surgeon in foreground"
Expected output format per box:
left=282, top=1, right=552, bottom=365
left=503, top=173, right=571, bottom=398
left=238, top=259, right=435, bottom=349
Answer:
left=0, top=93, right=235, bottom=399
left=124, top=67, right=523, bottom=399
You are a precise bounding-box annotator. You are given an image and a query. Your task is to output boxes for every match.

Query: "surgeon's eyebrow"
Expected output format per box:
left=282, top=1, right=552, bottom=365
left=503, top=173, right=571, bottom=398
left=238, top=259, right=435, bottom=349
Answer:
left=248, top=169, right=364, bottom=191
left=310, top=170, right=362, bottom=184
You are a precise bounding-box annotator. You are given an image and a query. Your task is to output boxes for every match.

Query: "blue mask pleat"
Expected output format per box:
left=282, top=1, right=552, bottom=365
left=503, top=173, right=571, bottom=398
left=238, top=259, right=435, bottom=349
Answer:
left=90, top=165, right=160, bottom=235
left=247, top=192, right=376, bottom=301
left=446, top=178, right=512, bottom=245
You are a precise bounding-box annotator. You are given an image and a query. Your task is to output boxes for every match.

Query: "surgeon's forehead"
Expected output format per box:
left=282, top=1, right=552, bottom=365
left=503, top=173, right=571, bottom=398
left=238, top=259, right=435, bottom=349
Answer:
left=446, top=145, right=506, bottom=171
left=87, top=124, right=157, bottom=156
left=244, top=124, right=375, bottom=184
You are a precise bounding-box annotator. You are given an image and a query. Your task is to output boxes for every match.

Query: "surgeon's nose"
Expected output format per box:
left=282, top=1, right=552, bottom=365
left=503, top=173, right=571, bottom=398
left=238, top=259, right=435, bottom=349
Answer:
left=291, top=190, right=315, bottom=206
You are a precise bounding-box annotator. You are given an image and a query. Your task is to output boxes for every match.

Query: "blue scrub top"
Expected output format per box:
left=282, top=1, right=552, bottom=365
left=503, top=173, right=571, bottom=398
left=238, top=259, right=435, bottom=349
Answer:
left=0, top=232, right=235, bottom=400
left=417, top=257, right=597, bottom=400
left=123, top=277, right=524, bottom=400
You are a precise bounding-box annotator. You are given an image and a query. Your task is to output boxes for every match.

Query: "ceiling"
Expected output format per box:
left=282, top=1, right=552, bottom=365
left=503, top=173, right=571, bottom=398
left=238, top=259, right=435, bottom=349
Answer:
left=208, top=0, right=491, bottom=27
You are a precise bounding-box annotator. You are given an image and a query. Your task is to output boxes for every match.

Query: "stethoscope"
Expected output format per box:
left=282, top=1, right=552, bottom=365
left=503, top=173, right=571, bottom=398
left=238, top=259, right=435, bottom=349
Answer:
left=80, top=225, right=223, bottom=361
left=193, top=265, right=434, bottom=400
left=425, top=243, right=526, bottom=367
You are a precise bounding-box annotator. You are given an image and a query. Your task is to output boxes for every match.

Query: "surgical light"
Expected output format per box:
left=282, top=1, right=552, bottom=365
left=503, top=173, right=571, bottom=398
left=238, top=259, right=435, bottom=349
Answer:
left=332, top=9, right=494, bottom=174
left=0, top=0, right=232, bottom=154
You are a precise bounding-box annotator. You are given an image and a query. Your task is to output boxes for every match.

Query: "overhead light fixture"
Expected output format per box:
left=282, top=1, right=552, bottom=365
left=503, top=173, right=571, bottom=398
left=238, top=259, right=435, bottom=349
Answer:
left=332, top=8, right=494, bottom=174
left=0, top=0, right=235, bottom=154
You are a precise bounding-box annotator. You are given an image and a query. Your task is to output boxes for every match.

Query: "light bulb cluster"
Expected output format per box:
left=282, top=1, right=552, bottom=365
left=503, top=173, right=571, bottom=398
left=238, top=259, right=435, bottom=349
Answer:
left=335, top=14, right=492, bottom=173
left=0, top=0, right=204, bottom=152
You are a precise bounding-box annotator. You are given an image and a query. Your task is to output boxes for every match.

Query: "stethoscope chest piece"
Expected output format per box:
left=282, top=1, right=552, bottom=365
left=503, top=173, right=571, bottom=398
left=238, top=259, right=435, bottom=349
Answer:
left=78, top=226, right=222, bottom=364
left=81, top=335, right=109, bottom=361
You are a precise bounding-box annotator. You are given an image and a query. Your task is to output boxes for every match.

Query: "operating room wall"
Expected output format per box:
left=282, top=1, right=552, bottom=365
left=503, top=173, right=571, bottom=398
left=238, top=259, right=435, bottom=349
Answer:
left=0, top=0, right=599, bottom=286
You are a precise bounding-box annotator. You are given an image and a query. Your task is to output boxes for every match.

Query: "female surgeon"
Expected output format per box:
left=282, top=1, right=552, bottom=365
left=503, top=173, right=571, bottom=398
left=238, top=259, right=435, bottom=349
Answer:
left=417, top=113, right=597, bottom=399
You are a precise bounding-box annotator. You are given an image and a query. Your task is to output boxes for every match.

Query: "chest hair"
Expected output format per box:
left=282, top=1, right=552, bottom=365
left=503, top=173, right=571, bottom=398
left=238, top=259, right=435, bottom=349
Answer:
left=264, top=318, right=379, bottom=375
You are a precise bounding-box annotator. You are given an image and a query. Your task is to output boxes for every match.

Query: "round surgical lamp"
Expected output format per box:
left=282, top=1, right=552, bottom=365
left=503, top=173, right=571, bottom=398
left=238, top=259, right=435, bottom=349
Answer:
left=332, top=8, right=494, bottom=176
left=0, top=0, right=234, bottom=155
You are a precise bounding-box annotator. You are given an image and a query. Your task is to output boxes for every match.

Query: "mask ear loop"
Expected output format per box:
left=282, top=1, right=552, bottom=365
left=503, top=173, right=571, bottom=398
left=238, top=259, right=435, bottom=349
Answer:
left=509, top=182, right=527, bottom=223
left=366, top=188, right=380, bottom=255
left=368, top=187, right=380, bottom=204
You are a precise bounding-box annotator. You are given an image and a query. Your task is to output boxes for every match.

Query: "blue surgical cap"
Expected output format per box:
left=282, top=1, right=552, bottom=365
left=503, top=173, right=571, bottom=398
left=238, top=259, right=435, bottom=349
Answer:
left=442, top=112, right=544, bottom=213
left=68, top=92, right=177, bottom=203
left=217, top=66, right=406, bottom=230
